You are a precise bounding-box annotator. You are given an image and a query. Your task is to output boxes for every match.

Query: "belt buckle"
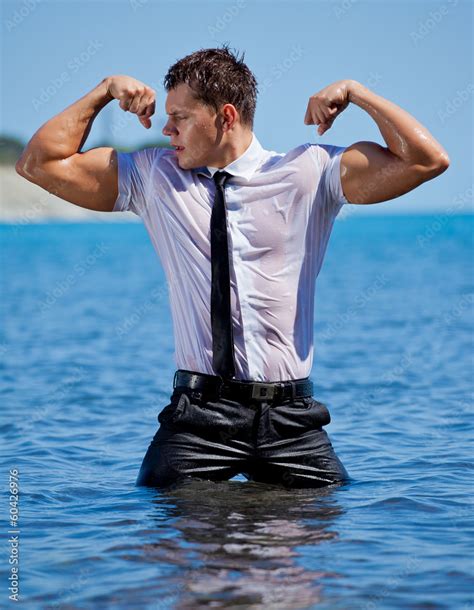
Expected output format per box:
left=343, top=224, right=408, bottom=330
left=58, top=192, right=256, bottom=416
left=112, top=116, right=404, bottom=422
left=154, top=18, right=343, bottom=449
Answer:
left=251, top=383, right=276, bottom=401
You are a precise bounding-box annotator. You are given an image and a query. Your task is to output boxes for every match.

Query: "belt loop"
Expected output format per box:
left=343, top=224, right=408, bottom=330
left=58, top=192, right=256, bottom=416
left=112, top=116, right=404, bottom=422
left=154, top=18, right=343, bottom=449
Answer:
left=291, top=381, right=296, bottom=401
left=173, top=370, right=178, bottom=389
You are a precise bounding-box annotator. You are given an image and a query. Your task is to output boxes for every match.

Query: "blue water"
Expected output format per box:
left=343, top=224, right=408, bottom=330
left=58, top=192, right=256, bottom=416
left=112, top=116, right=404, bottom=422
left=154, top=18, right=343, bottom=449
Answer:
left=1, top=215, right=473, bottom=609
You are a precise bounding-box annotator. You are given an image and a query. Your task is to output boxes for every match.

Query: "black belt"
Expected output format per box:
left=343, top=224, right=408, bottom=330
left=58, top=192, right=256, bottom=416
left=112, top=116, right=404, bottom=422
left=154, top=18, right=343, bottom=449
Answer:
left=173, top=369, right=313, bottom=403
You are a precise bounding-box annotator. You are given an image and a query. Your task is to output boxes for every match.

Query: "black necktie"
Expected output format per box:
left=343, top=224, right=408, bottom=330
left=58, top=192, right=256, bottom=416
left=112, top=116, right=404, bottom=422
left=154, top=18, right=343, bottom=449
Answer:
left=211, top=170, right=236, bottom=378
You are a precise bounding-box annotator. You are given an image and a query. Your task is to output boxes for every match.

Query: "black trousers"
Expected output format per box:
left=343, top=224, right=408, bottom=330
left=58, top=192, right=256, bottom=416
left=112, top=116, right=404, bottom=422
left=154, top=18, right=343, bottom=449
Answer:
left=136, top=377, right=350, bottom=489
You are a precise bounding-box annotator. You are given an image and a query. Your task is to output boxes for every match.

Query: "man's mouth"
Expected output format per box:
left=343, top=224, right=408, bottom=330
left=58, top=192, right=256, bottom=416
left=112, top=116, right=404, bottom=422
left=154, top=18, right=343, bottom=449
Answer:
left=174, top=146, right=185, bottom=152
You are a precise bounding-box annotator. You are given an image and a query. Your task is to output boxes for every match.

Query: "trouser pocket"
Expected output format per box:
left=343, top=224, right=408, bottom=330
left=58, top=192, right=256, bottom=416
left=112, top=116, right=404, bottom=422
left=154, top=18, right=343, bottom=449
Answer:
left=158, top=391, right=251, bottom=441
left=270, top=397, right=331, bottom=437
left=157, top=392, right=186, bottom=425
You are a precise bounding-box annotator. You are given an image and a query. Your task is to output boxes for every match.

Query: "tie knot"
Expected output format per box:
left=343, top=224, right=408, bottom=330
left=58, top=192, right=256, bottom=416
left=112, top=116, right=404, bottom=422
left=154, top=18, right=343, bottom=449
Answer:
left=213, top=170, right=231, bottom=188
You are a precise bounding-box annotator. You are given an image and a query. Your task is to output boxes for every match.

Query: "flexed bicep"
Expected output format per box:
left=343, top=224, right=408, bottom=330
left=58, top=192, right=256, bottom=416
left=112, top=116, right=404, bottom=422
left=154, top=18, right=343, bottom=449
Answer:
left=340, top=141, right=446, bottom=205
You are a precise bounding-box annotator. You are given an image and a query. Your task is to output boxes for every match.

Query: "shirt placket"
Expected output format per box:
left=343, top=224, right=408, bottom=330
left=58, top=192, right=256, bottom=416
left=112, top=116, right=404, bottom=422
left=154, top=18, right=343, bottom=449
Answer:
left=225, top=185, right=260, bottom=380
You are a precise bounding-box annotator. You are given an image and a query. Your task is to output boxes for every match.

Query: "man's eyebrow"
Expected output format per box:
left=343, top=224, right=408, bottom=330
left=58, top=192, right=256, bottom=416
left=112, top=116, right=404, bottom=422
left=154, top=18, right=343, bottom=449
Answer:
left=166, top=109, right=190, bottom=115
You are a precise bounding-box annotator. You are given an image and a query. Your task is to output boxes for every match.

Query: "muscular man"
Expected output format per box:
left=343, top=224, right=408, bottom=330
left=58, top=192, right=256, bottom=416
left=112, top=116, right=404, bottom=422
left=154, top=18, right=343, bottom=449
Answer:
left=16, top=46, right=449, bottom=489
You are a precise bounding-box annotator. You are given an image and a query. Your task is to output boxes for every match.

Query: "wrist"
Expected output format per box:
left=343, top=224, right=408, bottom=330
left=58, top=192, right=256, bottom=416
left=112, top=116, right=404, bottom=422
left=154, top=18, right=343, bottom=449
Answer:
left=99, top=77, right=114, bottom=103
left=347, top=80, right=368, bottom=105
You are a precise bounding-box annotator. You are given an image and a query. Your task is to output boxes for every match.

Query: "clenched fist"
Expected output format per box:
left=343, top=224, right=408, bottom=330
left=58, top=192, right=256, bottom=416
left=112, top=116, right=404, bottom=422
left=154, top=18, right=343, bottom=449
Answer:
left=105, top=75, right=156, bottom=129
left=304, top=79, right=356, bottom=136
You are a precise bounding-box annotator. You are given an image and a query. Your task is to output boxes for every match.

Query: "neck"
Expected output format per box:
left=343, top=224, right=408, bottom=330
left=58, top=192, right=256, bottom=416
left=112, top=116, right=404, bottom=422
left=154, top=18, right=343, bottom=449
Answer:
left=212, top=130, right=253, bottom=168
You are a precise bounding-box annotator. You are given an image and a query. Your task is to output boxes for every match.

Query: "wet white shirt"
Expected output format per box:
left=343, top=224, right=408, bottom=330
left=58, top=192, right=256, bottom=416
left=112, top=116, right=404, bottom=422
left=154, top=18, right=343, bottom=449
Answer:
left=113, top=133, right=348, bottom=381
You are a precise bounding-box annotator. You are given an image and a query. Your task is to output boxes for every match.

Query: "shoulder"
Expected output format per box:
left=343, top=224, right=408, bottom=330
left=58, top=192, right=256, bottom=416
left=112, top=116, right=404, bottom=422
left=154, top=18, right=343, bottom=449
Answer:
left=261, top=143, right=335, bottom=172
left=304, top=142, right=348, bottom=168
left=260, top=142, right=346, bottom=168
left=257, top=143, right=311, bottom=173
left=116, top=146, right=174, bottom=173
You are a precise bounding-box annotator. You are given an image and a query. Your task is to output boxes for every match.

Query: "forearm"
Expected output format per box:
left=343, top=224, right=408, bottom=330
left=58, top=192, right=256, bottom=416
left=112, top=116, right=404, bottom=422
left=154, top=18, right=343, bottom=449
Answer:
left=347, top=80, right=449, bottom=169
left=16, top=78, right=113, bottom=175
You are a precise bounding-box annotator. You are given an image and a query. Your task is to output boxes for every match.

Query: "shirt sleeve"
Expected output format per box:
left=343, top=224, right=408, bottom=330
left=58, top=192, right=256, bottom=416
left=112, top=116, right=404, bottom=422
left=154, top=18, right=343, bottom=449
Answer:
left=113, top=147, right=161, bottom=216
left=308, top=143, right=349, bottom=219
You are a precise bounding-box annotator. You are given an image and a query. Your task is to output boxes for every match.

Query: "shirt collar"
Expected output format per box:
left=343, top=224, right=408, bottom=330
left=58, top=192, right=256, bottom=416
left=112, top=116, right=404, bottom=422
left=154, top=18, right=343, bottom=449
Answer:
left=194, top=132, right=264, bottom=182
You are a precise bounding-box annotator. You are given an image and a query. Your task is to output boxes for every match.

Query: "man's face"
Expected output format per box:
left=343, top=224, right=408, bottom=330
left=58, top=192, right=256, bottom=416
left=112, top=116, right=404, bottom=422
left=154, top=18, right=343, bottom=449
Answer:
left=162, top=83, right=221, bottom=169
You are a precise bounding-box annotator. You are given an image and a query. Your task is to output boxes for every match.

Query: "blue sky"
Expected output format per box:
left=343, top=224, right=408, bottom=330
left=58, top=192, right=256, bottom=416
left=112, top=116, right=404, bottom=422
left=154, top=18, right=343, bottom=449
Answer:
left=2, top=0, right=472, bottom=214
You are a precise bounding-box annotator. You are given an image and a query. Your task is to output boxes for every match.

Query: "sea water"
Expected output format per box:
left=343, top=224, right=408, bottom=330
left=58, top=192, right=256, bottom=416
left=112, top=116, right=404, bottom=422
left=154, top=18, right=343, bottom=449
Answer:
left=1, top=215, right=472, bottom=609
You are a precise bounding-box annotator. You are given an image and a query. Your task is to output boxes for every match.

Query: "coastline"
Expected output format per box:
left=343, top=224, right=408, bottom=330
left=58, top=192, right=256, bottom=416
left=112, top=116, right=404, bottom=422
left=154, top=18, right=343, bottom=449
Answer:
left=1, top=166, right=472, bottom=222
left=0, top=166, right=139, bottom=223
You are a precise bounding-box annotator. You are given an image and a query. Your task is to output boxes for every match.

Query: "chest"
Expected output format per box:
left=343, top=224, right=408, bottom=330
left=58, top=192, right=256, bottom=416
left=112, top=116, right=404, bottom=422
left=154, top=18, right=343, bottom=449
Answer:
left=156, top=179, right=313, bottom=258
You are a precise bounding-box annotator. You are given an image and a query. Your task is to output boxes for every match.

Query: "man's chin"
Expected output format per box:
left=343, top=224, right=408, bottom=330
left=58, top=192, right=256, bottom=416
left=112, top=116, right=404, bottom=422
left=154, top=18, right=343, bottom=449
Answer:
left=176, top=155, right=200, bottom=171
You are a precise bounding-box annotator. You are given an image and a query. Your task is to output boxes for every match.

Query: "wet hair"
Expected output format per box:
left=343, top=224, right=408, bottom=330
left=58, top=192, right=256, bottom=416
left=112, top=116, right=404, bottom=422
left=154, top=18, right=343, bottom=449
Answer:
left=163, top=44, right=258, bottom=129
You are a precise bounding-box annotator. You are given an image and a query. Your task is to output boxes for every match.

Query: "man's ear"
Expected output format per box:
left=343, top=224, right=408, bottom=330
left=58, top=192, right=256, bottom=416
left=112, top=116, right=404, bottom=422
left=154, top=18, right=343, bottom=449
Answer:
left=221, top=103, right=238, bottom=132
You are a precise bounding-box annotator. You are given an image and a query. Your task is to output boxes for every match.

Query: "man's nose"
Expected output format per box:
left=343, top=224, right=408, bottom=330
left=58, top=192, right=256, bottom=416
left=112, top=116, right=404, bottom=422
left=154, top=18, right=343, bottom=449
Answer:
left=162, top=121, right=177, bottom=137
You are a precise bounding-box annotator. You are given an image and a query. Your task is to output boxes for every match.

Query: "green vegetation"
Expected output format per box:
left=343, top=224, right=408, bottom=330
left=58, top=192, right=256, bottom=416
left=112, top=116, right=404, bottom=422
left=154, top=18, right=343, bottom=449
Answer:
left=0, top=135, right=25, bottom=165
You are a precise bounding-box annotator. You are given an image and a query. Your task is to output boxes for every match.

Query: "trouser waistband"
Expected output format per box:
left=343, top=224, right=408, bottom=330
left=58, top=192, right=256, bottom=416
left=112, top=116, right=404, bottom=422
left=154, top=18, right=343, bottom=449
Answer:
left=173, top=369, right=313, bottom=403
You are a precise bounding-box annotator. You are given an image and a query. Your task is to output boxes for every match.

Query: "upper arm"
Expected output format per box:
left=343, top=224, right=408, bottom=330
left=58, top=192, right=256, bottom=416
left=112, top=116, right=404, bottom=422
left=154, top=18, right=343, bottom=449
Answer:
left=15, top=147, right=119, bottom=213
left=340, top=141, right=448, bottom=205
